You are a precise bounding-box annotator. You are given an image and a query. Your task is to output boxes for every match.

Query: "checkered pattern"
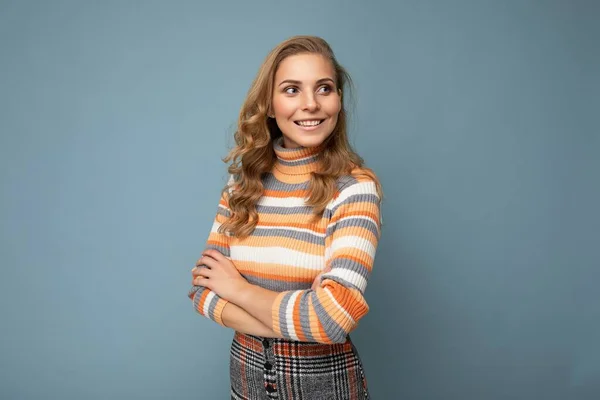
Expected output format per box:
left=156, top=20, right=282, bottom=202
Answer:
left=230, top=332, right=370, bottom=400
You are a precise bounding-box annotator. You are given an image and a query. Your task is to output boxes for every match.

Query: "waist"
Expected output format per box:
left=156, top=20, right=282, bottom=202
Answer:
left=233, top=331, right=353, bottom=354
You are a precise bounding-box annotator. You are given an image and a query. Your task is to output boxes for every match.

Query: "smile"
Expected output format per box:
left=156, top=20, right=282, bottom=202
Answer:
left=294, top=119, right=324, bottom=128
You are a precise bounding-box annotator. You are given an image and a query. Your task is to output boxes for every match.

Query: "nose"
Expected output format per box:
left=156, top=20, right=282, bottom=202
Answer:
left=302, top=93, right=320, bottom=112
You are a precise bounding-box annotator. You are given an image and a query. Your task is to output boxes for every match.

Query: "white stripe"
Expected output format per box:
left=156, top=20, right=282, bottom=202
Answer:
left=254, top=224, right=326, bottom=237
left=325, top=246, right=333, bottom=263
left=285, top=291, right=301, bottom=341
left=203, top=291, right=216, bottom=316
left=324, top=269, right=368, bottom=293
left=257, top=196, right=308, bottom=207
left=326, top=181, right=378, bottom=210
left=230, top=246, right=325, bottom=270
left=210, top=220, right=222, bottom=233
left=330, top=235, right=376, bottom=258
left=327, top=215, right=378, bottom=231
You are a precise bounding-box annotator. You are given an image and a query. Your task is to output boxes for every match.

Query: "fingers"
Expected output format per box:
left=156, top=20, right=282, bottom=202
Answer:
left=195, top=249, right=224, bottom=268
left=202, top=249, right=226, bottom=261
left=195, top=255, right=218, bottom=269
left=193, top=276, right=210, bottom=287
left=191, top=250, right=227, bottom=287
left=192, top=267, right=211, bottom=286
left=192, top=266, right=211, bottom=278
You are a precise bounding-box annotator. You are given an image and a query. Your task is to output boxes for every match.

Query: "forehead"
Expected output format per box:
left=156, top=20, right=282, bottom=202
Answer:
left=275, top=53, right=335, bottom=83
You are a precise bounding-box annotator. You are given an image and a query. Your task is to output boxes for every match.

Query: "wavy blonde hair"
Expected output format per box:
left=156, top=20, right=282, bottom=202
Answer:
left=219, top=35, right=383, bottom=239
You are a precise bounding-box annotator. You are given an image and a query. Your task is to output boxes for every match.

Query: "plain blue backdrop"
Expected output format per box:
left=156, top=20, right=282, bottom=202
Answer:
left=1, top=0, right=598, bottom=399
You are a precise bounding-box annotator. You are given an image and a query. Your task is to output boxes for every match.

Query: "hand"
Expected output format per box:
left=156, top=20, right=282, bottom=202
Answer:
left=192, top=250, right=249, bottom=302
left=311, top=265, right=332, bottom=291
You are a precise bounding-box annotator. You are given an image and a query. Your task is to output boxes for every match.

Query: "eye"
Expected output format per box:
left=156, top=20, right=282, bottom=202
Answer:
left=317, top=85, right=332, bottom=94
left=284, top=86, right=299, bottom=94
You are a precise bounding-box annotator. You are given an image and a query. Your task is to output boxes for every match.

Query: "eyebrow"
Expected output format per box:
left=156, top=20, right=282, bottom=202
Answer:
left=277, top=78, right=335, bottom=87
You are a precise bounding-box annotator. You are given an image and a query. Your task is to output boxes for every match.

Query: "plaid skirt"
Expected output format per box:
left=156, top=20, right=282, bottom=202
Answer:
left=230, top=332, right=370, bottom=400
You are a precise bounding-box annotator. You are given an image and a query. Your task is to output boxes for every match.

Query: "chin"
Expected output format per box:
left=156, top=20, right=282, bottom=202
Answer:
left=288, top=135, right=328, bottom=148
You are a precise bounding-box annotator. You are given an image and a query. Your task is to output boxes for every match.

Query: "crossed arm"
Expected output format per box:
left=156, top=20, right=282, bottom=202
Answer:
left=189, top=178, right=381, bottom=343
left=191, top=256, right=328, bottom=339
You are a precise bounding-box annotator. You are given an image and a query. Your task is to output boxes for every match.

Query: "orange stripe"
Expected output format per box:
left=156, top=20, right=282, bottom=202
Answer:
left=196, top=289, right=210, bottom=315
left=329, top=252, right=374, bottom=272
left=230, top=233, right=327, bottom=251
left=263, top=188, right=310, bottom=198
left=330, top=208, right=379, bottom=226
left=332, top=225, right=379, bottom=246
left=292, top=294, right=307, bottom=341
left=206, top=237, right=228, bottom=248
left=308, top=298, right=324, bottom=342
left=316, top=312, right=330, bottom=343
left=257, top=212, right=327, bottom=226
left=235, top=262, right=319, bottom=281
left=253, top=220, right=327, bottom=233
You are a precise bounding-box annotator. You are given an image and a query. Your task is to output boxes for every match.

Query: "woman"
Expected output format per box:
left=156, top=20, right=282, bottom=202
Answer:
left=189, top=35, right=383, bottom=400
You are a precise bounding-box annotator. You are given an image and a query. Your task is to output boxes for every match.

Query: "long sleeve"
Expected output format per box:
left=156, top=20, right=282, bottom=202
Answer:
left=188, top=177, right=234, bottom=327
left=271, top=178, right=382, bottom=344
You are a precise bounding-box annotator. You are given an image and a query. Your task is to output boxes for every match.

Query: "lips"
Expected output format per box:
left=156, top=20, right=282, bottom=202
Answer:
left=294, top=119, right=325, bottom=127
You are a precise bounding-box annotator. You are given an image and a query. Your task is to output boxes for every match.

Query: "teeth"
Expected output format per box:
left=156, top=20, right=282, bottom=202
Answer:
left=297, top=120, right=322, bottom=126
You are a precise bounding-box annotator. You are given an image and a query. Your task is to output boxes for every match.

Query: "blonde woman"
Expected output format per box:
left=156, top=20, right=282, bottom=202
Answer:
left=189, top=35, right=382, bottom=400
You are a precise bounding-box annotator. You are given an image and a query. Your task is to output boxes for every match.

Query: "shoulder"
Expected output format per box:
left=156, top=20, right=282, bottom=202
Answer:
left=328, top=168, right=381, bottom=219
left=216, top=174, right=237, bottom=207
left=328, top=168, right=382, bottom=234
left=334, top=167, right=380, bottom=199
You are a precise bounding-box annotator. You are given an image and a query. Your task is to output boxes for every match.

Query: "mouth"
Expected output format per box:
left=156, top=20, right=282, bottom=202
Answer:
left=294, top=119, right=325, bottom=128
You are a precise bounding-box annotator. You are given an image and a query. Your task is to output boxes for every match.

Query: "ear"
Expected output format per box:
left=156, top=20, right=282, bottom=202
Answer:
left=338, top=88, right=343, bottom=97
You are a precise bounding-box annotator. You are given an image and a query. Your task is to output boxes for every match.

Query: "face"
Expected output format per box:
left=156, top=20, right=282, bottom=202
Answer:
left=271, top=53, right=341, bottom=149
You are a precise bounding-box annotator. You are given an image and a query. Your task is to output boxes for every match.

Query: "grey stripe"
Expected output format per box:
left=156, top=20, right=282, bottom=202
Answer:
left=191, top=286, right=204, bottom=310
left=255, top=204, right=314, bottom=215
left=249, top=227, right=324, bottom=245
left=205, top=243, right=230, bottom=257
left=207, top=292, right=221, bottom=320
left=262, top=173, right=310, bottom=190
left=336, top=175, right=358, bottom=191
left=330, top=193, right=380, bottom=217
left=298, top=291, right=316, bottom=342
left=216, top=207, right=231, bottom=218
left=278, top=156, right=319, bottom=167
left=245, top=275, right=312, bottom=292
left=312, top=292, right=347, bottom=343
left=325, top=257, right=371, bottom=282
left=321, top=274, right=364, bottom=293
left=326, top=216, right=380, bottom=238
left=189, top=285, right=200, bottom=298
left=278, top=292, right=294, bottom=339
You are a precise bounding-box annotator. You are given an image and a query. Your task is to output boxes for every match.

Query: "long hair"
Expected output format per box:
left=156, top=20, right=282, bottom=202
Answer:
left=219, top=35, right=383, bottom=239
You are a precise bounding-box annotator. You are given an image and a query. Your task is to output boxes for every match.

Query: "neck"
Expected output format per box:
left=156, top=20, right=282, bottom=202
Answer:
left=272, top=136, right=323, bottom=184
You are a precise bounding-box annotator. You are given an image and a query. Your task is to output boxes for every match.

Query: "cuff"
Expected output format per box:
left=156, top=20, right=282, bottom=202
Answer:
left=192, top=287, right=230, bottom=327
left=271, top=291, right=288, bottom=337
left=212, top=297, right=229, bottom=327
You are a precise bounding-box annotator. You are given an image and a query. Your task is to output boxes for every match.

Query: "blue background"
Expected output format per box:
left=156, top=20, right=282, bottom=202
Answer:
left=1, top=0, right=598, bottom=398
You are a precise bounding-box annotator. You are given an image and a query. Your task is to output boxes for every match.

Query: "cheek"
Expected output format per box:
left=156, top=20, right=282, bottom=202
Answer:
left=272, top=96, right=297, bottom=119
left=324, top=97, right=342, bottom=117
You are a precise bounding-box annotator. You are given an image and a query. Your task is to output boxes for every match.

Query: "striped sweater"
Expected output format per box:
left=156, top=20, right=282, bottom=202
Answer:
left=188, top=136, right=381, bottom=344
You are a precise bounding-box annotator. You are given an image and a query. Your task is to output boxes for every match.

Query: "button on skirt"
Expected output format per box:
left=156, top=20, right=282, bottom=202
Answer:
left=230, top=332, right=370, bottom=400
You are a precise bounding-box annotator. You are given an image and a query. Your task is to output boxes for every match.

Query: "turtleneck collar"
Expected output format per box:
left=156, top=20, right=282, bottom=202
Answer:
left=272, top=136, right=324, bottom=183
